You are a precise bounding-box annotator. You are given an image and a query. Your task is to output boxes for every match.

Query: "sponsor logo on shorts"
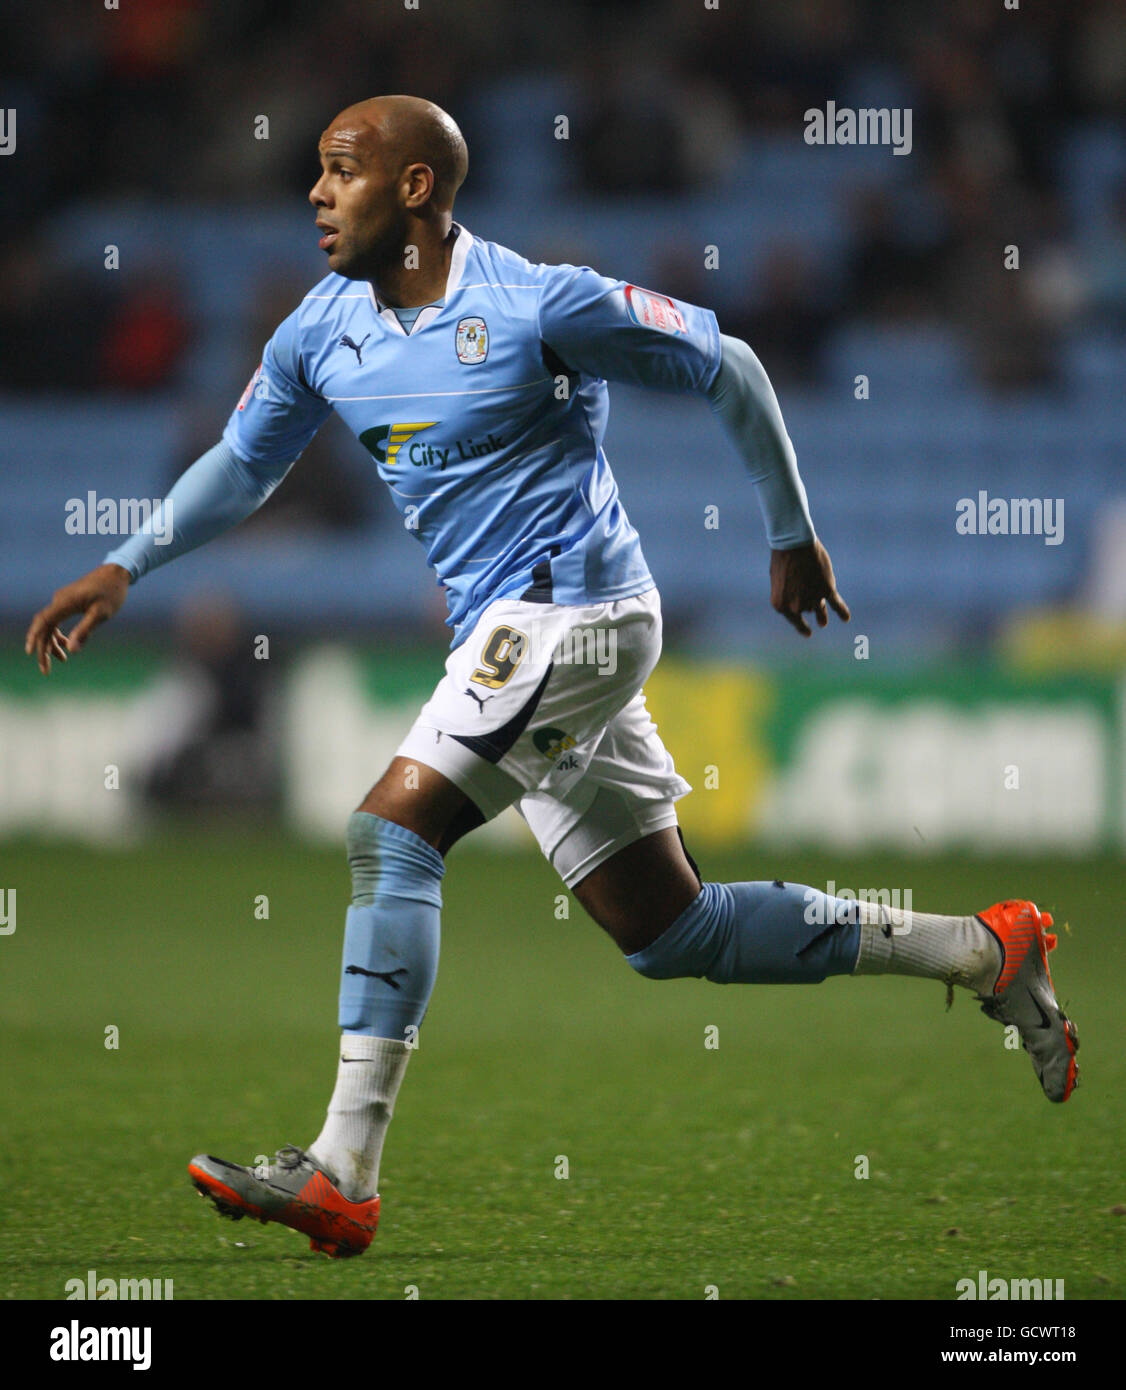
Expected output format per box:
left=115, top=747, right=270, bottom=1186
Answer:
left=533, top=727, right=577, bottom=762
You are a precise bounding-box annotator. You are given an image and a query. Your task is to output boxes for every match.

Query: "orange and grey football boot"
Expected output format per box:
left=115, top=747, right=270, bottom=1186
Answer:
left=189, top=1145, right=380, bottom=1257
left=975, top=900, right=1079, bottom=1103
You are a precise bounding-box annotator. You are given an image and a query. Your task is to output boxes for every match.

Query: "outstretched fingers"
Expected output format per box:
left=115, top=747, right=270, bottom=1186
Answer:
left=66, top=602, right=111, bottom=654
left=781, top=602, right=813, bottom=638
left=26, top=602, right=73, bottom=675
left=827, top=585, right=850, bottom=623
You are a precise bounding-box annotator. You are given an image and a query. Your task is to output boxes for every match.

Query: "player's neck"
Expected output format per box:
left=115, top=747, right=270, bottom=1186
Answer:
left=372, top=220, right=457, bottom=309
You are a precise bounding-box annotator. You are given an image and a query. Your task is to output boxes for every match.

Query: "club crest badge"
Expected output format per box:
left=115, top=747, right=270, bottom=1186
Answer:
left=455, top=316, right=488, bottom=364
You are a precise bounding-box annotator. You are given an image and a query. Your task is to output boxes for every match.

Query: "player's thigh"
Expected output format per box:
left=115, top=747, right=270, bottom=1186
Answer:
left=358, top=755, right=485, bottom=851
left=570, top=824, right=701, bottom=954
left=520, top=690, right=702, bottom=953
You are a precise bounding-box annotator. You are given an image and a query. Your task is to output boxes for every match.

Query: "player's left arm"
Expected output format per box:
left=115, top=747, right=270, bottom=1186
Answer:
left=707, top=333, right=849, bottom=638
left=538, top=270, right=848, bottom=637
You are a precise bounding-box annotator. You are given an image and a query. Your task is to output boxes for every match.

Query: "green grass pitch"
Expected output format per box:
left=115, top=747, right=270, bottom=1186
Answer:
left=1, top=834, right=1122, bottom=1300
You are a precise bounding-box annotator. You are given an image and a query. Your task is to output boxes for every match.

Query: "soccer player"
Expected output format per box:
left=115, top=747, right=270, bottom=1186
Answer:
left=25, top=96, right=1079, bottom=1259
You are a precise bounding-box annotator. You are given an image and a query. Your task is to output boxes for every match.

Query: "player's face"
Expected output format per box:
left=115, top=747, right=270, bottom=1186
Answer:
left=310, top=119, right=405, bottom=279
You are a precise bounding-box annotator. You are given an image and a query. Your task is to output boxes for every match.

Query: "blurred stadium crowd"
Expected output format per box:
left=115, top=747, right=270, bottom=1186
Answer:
left=2, top=0, right=1124, bottom=656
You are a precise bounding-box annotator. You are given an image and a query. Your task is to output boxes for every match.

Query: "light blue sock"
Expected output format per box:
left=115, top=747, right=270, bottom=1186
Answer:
left=626, top=880, right=861, bottom=984
left=338, top=812, right=443, bottom=1038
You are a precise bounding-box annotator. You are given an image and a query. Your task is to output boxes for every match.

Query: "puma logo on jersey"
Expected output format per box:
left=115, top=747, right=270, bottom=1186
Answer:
left=339, top=333, right=371, bottom=365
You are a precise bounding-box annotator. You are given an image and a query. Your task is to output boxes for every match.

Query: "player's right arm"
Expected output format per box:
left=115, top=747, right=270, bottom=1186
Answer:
left=24, top=307, right=331, bottom=673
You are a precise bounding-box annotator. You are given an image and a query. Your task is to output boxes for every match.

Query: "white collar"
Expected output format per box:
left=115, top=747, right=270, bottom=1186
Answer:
left=367, top=222, right=473, bottom=336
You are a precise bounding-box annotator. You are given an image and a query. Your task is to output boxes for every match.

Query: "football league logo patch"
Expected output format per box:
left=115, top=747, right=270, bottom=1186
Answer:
left=624, top=285, right=687, bottom=335
left=455, top=316, right=488, bottom=364
left=236, top=362, right=264, bottom=411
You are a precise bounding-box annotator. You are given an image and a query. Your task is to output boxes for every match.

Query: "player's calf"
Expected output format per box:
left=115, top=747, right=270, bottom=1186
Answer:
left=592, top=837, right=1078, bottom=1102
left=625, top=879, right=862, bottom=984
left=305, top=810, right=444, bottom=1204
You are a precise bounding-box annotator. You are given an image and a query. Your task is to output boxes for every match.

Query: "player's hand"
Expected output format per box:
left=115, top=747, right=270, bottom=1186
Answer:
left=769, top=539, right=850, bottom=638
left=24, top=564, right=131, bottom=674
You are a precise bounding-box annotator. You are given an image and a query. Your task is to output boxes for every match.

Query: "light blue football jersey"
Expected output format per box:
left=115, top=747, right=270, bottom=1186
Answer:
left=223, top=224, right=722, bottom=647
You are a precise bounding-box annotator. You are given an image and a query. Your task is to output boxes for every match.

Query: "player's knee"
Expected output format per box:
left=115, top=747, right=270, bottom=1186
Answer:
left=625, top=937, right=721, bottom=982
left=626, top=950, right=696, bottom=982
left=623, top=881, right=728, bottom=981
left=358, top=758, right=473, bottom=849
left=624, top=918, right=711, bottom=981
left=346, top=810, right=444, bottom=908
left=347, top=811, right=381, bottom=903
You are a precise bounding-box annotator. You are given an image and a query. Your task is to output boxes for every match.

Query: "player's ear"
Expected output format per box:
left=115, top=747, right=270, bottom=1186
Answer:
left=403, top=163, right=436, bottom=209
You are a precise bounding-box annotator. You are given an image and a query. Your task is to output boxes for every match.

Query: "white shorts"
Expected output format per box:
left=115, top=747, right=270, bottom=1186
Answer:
left=395, top=588, right=691, bottom=887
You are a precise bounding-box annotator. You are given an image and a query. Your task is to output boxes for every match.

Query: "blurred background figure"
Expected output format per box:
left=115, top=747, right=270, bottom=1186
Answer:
left=141, top=590, right=278, bottom=815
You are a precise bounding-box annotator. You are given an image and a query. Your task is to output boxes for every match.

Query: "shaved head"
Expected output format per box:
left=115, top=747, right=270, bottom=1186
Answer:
left=321, top=95, right=468, bottom=209
left=310, top=95, right=468, bottom=293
